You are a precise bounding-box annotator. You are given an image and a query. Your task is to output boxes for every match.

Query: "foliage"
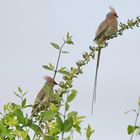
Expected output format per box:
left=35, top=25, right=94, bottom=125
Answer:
left=127, top=98, right=140, bottom=140
left=0, top=17, right=140, bottom=140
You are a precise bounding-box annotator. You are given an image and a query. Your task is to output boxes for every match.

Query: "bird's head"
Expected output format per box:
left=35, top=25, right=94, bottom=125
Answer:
left=106, top=7, right=118, bottom=18
left=43, top=76, right=58, bottom=87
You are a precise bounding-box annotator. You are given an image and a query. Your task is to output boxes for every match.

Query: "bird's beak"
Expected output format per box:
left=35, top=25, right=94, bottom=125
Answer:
left=115, top=13, right=118, bottom=18
left=53, top=80, right=58, bottom=85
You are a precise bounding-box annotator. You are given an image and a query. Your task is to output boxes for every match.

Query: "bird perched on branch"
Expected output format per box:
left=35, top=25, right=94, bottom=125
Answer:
left=32, top=76, right=57, bottom=116
left=91, top=7, right=118, bottom=113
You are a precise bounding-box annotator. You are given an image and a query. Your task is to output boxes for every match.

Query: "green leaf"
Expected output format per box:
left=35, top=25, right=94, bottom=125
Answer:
left=56, top=115, right=64, bottom=131
left=49, top=63, right=55, bottom=69
left=23, top=91, right=27, bottom=97
left=18, top=86, right=22, bottom=93
left=86, top=125, right=94, bottom=139
left=0, top=122, right=15, bottom=138
left=64, top=117, right=73, bottom=132
left=65, top=103, right=69, bottom=111
left=4, top=116, right=18, bottom=126
left=50, top=103, right=58, bottom=112
left=43, top=63, right=54, bottom=71
left=14, top=92, right=20, bottom=98
left=27, top=120, right=45, bottom=138
left=78, top=116, right=86, bottom=119
left=12, top=130, right=28, bottom=139
left=66, top=32, right=74, bottom=44
left=138, top=97, right=140, bottom=106
left=73, top=124, right=81, bottom=133
left=14, top=109, right=25, bottom=125
left=44, top=136, right=58, bottom=140
left=11, top=103, right=20, bottom=111
left=43, top=65, right=52, bottom=70
left=66, top=40, right=74, bottom=45
left=124, top=109, right=137, bottom=114
left=51, top=43, right=60, bottom=50
left=67, top=111, right=77, bottom=118
left=127, top=125, right=139, bottom=135
left=58, top=67, right=69, bottom=75
left=25, top=135, right=30, bottom=140
left=42, top=110, right=57, bottom=121
left=67, top=90, right=77, bottom=102
left=24, top=104, right=33, bottom=108
left=62, top=51, right=69, bottom=54
left=49, top=127, right=60, bottom=136
left=4, top=102, right=10, bottom=111
left=22, top=98, right=26, bottom=108
left=128, top=125, right=134, bottom=135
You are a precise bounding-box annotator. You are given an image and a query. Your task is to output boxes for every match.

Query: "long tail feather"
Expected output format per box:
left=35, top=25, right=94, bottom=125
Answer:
left=91, top=48, right=101, bottom=114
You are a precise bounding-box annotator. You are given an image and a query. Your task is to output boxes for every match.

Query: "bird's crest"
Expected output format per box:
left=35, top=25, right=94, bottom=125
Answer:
left=43, top=76, right=57, bottom=85
left=43, top=75, right=49, bottom=81
left=109, top=6, right=116, bottom=14
left=108, top=6, right=118, bottom=17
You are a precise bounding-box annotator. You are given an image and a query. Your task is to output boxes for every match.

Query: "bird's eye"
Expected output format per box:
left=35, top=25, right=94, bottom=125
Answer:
left=114, top=13, right=118, bottom=18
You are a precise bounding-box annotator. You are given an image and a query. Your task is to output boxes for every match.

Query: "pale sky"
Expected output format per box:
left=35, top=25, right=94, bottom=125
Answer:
left=0, top=0, right=140, bottom=140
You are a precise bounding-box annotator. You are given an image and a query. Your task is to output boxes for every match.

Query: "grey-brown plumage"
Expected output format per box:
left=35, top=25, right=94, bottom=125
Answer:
left=91, top=7, right=118, bottom=114
left=32, top=76, right=57, bottom=116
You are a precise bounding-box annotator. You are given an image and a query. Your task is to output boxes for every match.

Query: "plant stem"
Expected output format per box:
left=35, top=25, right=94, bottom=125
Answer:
left=130, top=105, right=140, bottom=140
left=61, top=94, right=68, bottom=140
left=53, top=41, right=66, bottom=80
left=32, top=41, right=66, bottom=140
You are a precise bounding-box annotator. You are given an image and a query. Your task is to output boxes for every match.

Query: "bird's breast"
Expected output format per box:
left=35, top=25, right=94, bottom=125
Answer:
left=105, top=19, right=118, bottom=37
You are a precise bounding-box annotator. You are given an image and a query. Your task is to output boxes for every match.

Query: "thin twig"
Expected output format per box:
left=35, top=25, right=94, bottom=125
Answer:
left=32, top=41, right=66, bottom=139
left=53, top=41, right=66, bottom=80
left=61, top=92, right=69, bottom=140
left=130, top=105, right=140, bottom=140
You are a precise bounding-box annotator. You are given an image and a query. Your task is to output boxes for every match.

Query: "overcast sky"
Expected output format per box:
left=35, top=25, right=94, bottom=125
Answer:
left=0, top=0, right=140, bottom=140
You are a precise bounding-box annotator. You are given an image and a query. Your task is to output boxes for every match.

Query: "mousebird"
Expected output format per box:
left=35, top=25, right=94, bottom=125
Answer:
left=91, top=7, right=118, bottom=114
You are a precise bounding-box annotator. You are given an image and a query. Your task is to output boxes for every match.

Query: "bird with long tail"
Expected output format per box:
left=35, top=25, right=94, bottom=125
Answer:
left=91, top=7, right=118, bottom=114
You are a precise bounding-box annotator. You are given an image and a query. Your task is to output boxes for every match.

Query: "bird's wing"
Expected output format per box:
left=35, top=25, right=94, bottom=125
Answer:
left=36, top=87, right=46, bottom=101
left=94, top=20, right=108, bottom=41
left=32, top=86, right=47, bottom=114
